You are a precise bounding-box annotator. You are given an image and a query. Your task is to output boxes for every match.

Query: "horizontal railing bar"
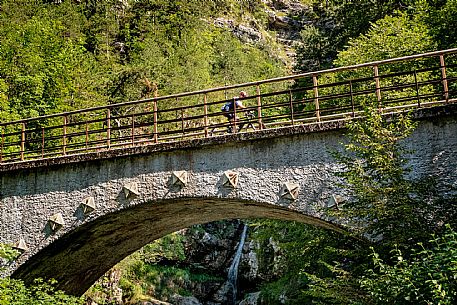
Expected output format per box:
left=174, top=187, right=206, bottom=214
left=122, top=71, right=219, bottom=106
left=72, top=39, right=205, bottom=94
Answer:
left=2, top=48, right=457, bottom=126
left=2, top=49, right=457, bottom=163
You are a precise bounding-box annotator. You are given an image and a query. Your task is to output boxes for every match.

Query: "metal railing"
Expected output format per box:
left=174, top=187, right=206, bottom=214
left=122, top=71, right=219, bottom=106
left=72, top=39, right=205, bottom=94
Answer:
left=1, top=48, right=457, bottom=164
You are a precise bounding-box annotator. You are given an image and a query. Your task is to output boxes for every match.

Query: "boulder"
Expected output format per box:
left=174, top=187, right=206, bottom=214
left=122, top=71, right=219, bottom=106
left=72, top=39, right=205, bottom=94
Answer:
left=170, top=295, right=202, bottom=305
left=238, top=292, right=261, bottom=305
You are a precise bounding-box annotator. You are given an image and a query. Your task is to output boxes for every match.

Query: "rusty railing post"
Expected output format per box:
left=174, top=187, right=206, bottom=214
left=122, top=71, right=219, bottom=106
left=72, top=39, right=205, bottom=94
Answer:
left=106, top=108, right=111, bottom=149
left=41, top=127, right=45, bottom=158
left=203, top=94, right=209, bottom=137
left=414, top=70, right=421, bottom=107
left=62, top=115, right=67, bottom=155
left=289, top=89, right=295, bottom=125
left=85, top=121, right=89, bottom=150
left=0, top=126, right=4, bottom=162
left=233, top=96, right=238, bottom=132
left=20, top=122, right=26, bottom=160
left=153, top=97, right=158, bottom=143
left=440, top=54, right=449, bottom=103
left=181, top=107, right=185, bottom=134
left=312, top=75, right=321, bottom=122
left=131, top=113, right=135, bottom=145
left=373, top=65, right=382, bottom=109
left=256, top=85, right=263, bottom=130
left=349, top=80, right=355, bottom=117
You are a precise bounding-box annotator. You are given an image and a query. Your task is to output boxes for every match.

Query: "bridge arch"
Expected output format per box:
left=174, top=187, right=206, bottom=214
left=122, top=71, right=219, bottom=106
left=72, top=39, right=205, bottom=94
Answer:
left=12, top=196, right=345, bottom=296
left=2, top=126, right=350, bottom=295
left=2, top=105, right=457, bottom=295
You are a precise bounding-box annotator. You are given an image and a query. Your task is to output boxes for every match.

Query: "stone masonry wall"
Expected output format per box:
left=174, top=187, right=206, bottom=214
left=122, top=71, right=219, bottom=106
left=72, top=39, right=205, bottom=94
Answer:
left=1, top=105, right=456, bottom=295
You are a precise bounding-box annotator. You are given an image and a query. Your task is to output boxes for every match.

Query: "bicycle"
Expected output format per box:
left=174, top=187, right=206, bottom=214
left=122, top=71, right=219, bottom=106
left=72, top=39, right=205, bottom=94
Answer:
left=209, top=110, right=260, bottom=136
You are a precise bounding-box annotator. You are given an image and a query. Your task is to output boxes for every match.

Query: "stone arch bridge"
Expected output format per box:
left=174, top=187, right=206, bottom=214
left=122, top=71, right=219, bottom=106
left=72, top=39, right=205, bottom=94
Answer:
left=1, top=104, right=457, bottom=295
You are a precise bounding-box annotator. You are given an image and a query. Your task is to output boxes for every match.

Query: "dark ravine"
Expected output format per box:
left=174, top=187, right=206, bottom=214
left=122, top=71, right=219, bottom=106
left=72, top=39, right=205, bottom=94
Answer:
left=85, top=221, right=269, bottom=305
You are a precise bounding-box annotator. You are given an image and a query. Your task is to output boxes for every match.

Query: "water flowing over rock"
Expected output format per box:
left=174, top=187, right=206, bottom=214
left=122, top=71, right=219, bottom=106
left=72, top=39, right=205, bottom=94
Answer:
left=227, top=224, right=248, bottom=304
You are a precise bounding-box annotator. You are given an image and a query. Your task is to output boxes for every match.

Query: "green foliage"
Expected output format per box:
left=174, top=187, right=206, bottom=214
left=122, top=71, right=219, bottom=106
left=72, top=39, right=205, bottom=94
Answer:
left=0, top=0, right=107, bottom=121
left=1, top=244, right=80, bottom=304
left=296, top=3, right=440, bottom=116
left=361, top=225, right=457, bottom=304
left=117, top=260, right=222, bottom=303
left=142, top=232, right=186, bottom=264
left=335, top=11, right=436, bottom=66
left=251, top=220, right=367, bottom=304
left=0, top=243, right=19, bottom=263
left=297, top=24, right=333, bottom=71
left=0, top=0, right=284, bottom=124
left=0, top=278, right=84, bottom=305
left=295, top=0, right=416, bottom=72
left=333, top=107, right=435, bottom=245
left=85, top=229, right=225, bottom=303
left=426, top=0, right=457, bottom=48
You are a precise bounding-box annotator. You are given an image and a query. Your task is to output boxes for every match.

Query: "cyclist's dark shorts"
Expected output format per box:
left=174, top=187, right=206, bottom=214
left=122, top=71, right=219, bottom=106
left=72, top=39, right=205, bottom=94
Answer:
left=224, top=112, right=234, bottom=120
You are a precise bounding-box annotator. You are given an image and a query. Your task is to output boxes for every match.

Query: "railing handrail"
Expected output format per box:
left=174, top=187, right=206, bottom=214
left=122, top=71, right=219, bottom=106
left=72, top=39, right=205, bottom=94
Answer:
left=2, top=47, right=457, bottom=126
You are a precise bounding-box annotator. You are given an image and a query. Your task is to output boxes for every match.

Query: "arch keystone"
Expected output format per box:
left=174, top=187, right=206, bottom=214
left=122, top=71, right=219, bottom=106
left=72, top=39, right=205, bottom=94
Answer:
left=280, top=182, right=300, bottom=200
left=328, top=194, right=345, bottom=209
left=81, top=196, right=96, bottom=214
left=123, top=182, right=139, bottom=199
left=48, top=213, right=65, bottom=231
left=172, top=171, right=188, bottom=186
left=222, top=170, right=239, bottom=188
left=13, top=238, right=28, bottom=252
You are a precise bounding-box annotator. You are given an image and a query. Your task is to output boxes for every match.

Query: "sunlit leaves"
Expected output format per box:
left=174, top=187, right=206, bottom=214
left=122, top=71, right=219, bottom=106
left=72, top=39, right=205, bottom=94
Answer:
left=361, top=225, right=457, bottom=304
left=0, top=278, right=84, bottom=305
left=335, top=11, right=436, bottom=66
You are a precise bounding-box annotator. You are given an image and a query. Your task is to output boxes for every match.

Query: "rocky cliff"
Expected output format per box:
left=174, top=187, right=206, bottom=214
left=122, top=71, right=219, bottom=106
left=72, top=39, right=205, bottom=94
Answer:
left=86, top=220, right=283, bottom=305
left=212, top=0, right=312, bottom=71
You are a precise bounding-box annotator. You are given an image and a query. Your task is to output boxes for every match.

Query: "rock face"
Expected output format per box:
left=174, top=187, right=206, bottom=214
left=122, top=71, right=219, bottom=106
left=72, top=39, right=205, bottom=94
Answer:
left=87, top=220, right=267, bottom=305
left=214, top=18, right=263, bottom=44
left=170, top=295, right=203, bottom=305
left=181, top=221, right=253, bottom=304
left=172, top=222, right=280, bottom=305
left=238, top=292, right=261, bottom=305
left=212, top=0, right=311, bottom=68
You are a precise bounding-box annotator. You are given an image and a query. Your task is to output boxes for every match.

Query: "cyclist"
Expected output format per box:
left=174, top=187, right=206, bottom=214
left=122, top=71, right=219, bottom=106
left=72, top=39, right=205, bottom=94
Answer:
left=221, top=91, right=247, bottom=133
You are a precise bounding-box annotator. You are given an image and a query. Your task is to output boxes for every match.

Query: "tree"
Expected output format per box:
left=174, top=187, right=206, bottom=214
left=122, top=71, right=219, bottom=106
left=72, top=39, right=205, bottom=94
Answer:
left=0, top=278, right=84, bottom=305
left=0, top=0, right=103, bottom=120
left=361, top=225, right=457, bottom=304
left=0, top=243, right=83, bottom=305
left=0, top=244, right=19, bottom=266
left=335, top=9, right=436, bottom=66
left=426, top=0, right=457, bottom=49
left=294, top=0, right=417, bottom=73
left=251, top=220, right=369, bottom=304
left=332, top=107, right=435, bottom=246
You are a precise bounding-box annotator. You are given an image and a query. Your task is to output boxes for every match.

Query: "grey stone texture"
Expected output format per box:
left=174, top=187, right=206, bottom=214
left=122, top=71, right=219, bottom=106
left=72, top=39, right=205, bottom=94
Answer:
left=1, top=105, right=456, bottom=295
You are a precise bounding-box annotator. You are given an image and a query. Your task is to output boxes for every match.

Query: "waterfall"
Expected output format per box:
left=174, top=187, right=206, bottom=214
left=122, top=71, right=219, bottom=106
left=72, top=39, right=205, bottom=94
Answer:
left=227, top=223, right=248, bottom=305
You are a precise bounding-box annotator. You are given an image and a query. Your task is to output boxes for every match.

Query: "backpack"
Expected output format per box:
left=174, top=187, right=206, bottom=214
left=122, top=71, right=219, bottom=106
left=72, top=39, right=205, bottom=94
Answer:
left=221, top=102, right=231, bottom=112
